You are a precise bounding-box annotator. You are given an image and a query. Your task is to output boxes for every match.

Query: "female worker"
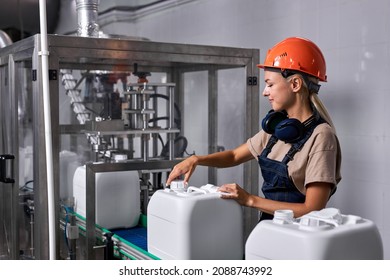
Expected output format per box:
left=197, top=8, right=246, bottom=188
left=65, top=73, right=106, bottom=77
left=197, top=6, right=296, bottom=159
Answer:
left=166, top=37, right=341, bottom=220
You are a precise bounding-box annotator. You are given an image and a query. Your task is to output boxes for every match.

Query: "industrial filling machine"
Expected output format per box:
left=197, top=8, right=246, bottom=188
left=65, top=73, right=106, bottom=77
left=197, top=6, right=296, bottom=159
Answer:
left=0, top=34, right=260, bottom=259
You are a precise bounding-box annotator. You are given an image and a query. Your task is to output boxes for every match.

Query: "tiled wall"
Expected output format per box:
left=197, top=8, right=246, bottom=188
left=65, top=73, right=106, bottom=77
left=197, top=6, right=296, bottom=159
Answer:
left=59, top=0, right=390, bottom=259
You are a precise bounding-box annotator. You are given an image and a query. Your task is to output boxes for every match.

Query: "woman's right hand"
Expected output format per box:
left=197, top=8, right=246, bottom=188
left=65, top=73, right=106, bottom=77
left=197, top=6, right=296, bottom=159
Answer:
left=166, top=155, right=198, bottom=186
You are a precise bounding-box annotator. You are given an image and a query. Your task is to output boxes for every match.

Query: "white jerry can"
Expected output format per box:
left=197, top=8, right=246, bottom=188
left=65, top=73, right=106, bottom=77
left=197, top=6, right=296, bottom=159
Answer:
left=147, top=183, right=243, bottom=260
left=245, top=208, right=383, bottom=260
left=73, top=165, right=141, bottom=229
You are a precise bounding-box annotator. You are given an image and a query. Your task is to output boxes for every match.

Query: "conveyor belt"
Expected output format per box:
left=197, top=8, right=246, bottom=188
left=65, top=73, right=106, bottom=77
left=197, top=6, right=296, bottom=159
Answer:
left=112, top=226, right=148, bottom=252
left=71, top=213, right=158, bottom=260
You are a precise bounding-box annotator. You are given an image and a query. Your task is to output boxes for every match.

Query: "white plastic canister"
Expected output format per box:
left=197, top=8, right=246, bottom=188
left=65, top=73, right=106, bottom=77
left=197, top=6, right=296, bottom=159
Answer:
left=147, top=184, right=243, bottom=260
left=59, top=150, right=80, bottom=200
left=73, top=165, right=141, bottom=229
left=245, top=208, right=383, bottom=260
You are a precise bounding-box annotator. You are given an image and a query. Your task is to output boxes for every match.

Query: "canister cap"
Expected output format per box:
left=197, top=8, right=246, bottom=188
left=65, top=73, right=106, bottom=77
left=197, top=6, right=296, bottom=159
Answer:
left=170, top=180, right=187, bottom=191
left=273, top=210, right=294, bottom=224
left=113, top=154, right=128, bottom=162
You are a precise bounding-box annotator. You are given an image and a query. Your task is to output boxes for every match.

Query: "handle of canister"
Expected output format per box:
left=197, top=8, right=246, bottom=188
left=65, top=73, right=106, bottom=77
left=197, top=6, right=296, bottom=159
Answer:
left=187, top=186, right=209, bottom=194
left=299, top=208, right=343, bottom=227
left=299, top=216, right=341, bottom=227
left=300, top=217, right=340, bottom=227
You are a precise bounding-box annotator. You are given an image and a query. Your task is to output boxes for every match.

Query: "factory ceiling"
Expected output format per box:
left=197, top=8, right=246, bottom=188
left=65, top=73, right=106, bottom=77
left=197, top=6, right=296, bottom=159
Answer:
left=0, top=0, right=174, bottom=42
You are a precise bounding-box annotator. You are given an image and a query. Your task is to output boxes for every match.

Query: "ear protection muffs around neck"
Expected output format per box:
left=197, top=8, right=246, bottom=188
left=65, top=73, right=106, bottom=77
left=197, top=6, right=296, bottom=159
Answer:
left=262, top=110, right=288, bottom=134
left=261, top=110, right=308, bottom=143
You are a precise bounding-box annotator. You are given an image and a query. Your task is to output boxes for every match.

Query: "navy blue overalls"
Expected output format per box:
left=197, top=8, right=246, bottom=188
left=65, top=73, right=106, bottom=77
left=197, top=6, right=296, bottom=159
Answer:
left=258, top=117, right=325, bottom=221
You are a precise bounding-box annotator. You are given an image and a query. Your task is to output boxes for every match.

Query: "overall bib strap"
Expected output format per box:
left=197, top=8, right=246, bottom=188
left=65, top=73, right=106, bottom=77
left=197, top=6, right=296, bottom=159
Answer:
left=282, top=117, right=325, bottom=164
left=260, top=135, right=278, bottom=157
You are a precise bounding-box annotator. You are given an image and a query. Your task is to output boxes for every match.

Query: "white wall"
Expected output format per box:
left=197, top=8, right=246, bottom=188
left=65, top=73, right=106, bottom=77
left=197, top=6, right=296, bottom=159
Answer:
left=134, top=0, right=390, bottom=259
left=56, top=0, right=390, bottom=259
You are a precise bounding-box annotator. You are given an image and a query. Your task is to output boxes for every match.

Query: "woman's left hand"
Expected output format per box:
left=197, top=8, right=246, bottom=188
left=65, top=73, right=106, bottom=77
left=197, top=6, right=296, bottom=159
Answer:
left=218, top=183, right=254, bottom=207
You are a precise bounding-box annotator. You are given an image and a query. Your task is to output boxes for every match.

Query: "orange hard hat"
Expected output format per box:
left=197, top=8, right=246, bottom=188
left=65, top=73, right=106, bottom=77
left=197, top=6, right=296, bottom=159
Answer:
left=258, top=37, right=327, bottom=82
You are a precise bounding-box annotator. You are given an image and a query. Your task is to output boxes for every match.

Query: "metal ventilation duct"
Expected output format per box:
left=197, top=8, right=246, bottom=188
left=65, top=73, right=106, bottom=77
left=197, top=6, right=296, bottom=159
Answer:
left=76, top=0, right=100, bottom=37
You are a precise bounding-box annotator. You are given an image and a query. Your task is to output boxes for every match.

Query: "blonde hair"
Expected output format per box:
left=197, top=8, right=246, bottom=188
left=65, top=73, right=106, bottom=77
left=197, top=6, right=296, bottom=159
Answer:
left=299, top=74, right=336, bottom=132
left=310, top=93, right=335, bottom=130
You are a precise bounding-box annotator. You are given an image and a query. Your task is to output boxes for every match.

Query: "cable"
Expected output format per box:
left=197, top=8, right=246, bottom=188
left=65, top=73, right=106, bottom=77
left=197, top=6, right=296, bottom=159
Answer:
left=149, top=94, right=182, bottom=129
left=160, top=135, right=188, bottom=158
left=19, top=180, right=34, bottom=192
left=148, top=116, right=181, bottom=128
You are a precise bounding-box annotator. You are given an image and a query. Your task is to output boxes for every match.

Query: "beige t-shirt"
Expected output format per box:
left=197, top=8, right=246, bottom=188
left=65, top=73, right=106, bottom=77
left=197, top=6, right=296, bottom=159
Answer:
left=247, top=123, right=342, bottom=195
